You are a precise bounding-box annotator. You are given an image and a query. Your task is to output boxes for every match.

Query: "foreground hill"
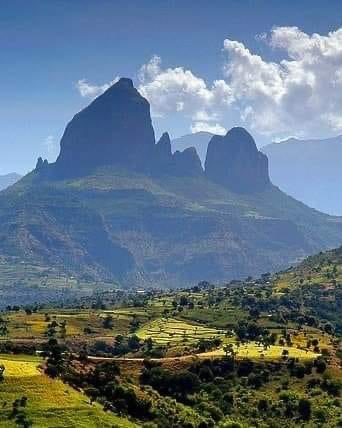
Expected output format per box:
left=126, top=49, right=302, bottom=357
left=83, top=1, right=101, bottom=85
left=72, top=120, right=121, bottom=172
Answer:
left=1, top=246, right=340, bottom=427
left=262, top=136, right=342, bottom=215
left=0, top=355, right=136, bottom=427
left=0, top=78, right=341, bottom=290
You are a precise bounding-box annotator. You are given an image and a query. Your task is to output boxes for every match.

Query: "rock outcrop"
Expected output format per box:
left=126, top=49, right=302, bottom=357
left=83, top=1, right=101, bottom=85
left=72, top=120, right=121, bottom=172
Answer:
left=154, top=133, right=203, bottom=176
left=54, top=79, right=203, bottom=179
left=205, top=127, right=270, bottom=193
left=153, top=132, right=173, bottom=173
left=172, top=147, right=203, bottom=176
left=35, top=157, right=49, bottom=172
left=53, top=79, right=266, bottom=187
left=55, top=78, right=156, bottom=176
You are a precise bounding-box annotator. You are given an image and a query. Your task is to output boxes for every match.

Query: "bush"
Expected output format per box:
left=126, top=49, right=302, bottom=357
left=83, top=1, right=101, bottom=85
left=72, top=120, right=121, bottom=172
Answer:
left=298, top=398, right=311, bottom=420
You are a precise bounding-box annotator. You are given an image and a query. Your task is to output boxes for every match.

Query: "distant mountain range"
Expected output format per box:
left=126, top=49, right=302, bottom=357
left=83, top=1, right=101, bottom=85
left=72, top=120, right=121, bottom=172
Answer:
left=172, top=132, right=342, bottom=216
left=0, top=173, right=21, bottom=191
left=262, top=136, right=342, bottom=215
left=0, top=78, right=341, bottom=289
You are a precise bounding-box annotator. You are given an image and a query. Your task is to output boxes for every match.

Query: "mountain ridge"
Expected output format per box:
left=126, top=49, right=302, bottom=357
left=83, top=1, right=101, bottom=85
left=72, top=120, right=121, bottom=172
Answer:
left=262, top=135, right=342, bottom=215
left=0, top=78, right=341, bottom=288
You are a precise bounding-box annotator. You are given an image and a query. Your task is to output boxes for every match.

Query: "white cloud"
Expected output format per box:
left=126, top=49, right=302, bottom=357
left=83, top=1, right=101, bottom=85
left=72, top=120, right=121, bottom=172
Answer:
left=76, top=27, right=342, bottom=140
left=76, top=77, right=119, bottom=98
left=137, top=56, right=233, bottom=130
left=221, top=26, right=342, bottom=138
left=190, top=122, right=226, bottom=135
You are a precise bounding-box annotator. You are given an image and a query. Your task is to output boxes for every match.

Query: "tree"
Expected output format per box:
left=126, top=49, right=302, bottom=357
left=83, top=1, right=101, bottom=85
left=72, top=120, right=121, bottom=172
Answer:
left=127, top=335, right=140, bottom=351
left=257, top=398, right=268, bottom=412
left=298, top=398, right=311, bottom=420
left=315, top=359, right=327, bottom=374
left=84, top=386, right=99, bottom=404
left=129, top=315, right=140, bottom=333
left=0, top=317, right=8, bottom=336
left=0, top=364, right=5, bottom=381
left=223, top=344, right=236, bottom=360
left=102, top=315, right=114, bottom=330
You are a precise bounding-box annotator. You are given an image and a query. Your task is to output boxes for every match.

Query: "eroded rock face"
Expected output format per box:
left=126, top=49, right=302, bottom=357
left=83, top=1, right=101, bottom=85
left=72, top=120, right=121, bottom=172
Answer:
left=172, top=147, right=203, bottom=177
left=152, top=133, right=203, bottom=177
left=154, top=132, right=173, bottom=173
left=205, top=127, right=270, bottom=193
left=53, top=78, right=205, bottom=179
left=55, top=78, right=156, bottom=176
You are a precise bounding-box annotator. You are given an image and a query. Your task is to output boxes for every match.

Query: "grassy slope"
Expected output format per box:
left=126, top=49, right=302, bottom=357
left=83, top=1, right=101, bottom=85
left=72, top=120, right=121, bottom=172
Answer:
left=0, top=167, right=341, bottom=288
left=0, top=355, right=137, bottom=428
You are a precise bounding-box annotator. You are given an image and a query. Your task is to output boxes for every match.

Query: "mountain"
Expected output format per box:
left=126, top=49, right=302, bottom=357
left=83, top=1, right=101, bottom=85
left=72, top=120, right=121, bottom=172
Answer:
left=0, top=173, right=22, bottom=191
left=0, top=78, right=341, bottom=289
left=172, top=132, right=213, bottom=165
left=262, top=136, right=342, bottom=215
left=205, top=127, right=270, bottom=193
left=55, top=78, right=156, bottom=176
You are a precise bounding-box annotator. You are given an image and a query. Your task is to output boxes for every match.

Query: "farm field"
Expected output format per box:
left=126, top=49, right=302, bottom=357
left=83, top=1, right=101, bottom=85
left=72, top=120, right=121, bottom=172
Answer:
left=0, top=354, right=137, bottom=428
left=200, top=343, right=320, bottom=360
left=1, top=309, right=137, bottom=343
left=0, top=247, right=340, bottom=427
left=136, top=317, right=224, bottom=344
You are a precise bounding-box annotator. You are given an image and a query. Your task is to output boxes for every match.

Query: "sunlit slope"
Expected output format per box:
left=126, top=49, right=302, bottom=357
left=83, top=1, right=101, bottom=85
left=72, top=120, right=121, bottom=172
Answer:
left=0, top=165, right=341, bottom=288
left=0, top=355, right=137, bottom=428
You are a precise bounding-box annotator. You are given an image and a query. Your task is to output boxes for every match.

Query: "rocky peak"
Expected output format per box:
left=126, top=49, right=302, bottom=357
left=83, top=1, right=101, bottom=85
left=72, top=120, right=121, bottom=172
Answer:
left=156, top=132, right=172, bottom=159
left=205, top=127, right=270, bottom=193
left=115, top=77, right=134, bottom=88
left=55, top=77, right=155, bottom=176
left=172, top=147, right=203, bottom=176
left=35, top=157, right=49, bottom=172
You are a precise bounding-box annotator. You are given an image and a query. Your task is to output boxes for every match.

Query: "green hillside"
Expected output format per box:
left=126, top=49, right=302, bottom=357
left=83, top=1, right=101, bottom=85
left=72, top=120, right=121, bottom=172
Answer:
left=0, top=246, right=340, bottom=428
left=0, top=165, right=341, bottom=293
left=0, top=355, right=137, bottom=427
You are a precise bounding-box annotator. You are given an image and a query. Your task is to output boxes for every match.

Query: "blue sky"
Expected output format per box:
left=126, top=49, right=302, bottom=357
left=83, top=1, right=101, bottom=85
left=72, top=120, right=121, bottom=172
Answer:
left=1, top=0, right=342, bottom=174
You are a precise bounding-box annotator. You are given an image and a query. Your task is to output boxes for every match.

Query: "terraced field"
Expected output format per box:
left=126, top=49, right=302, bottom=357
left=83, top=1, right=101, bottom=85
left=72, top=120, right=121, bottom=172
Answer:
left=200, top=343, right=320, bottom=360
left=137, top=317, right=224, bottom=344
left=2, top=309, right=136, bottom=342
left=0, top=354, right=136, bottom=428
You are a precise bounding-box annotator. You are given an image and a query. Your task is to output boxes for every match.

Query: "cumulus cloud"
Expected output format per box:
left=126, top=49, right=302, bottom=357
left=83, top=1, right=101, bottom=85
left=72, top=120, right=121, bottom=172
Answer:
left=76, top=27, right=342, bottom=139
left=76, top=77, right=119, bottom=98
left=137, top=55, right=233, bottom=125
left=222, top=26, right=342, bottom=138
left=190, top=122, right=226, bottom=135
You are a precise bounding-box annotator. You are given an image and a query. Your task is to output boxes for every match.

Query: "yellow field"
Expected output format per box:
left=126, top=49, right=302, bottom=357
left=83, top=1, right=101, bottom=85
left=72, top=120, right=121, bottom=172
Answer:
left=137, top=317, right=224, bottom=344
left=2, top=310, right=135, bottom=341
left=0, top=354, right=137, bottom=428
left=200, top=343, right=319, bottom=360
left=0, top=355, right=41, bottom=377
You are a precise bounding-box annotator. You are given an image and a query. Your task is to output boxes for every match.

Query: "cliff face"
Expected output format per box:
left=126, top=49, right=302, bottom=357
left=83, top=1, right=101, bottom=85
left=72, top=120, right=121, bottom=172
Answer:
left=172, top=147, right=203, bottom=176
left=205, top=127, right=270, bottom=193
left=54, top=78, right=203, bottom=178
left=55, top=78, right=156, bottom=176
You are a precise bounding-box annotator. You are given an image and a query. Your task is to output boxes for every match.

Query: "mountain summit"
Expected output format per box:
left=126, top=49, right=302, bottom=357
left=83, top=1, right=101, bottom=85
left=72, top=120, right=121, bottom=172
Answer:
left=54, top=78, right=203, bottom=178
left=205, top=127, right=270, bottom=193
left=55, top=78, right=156, bottom=176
